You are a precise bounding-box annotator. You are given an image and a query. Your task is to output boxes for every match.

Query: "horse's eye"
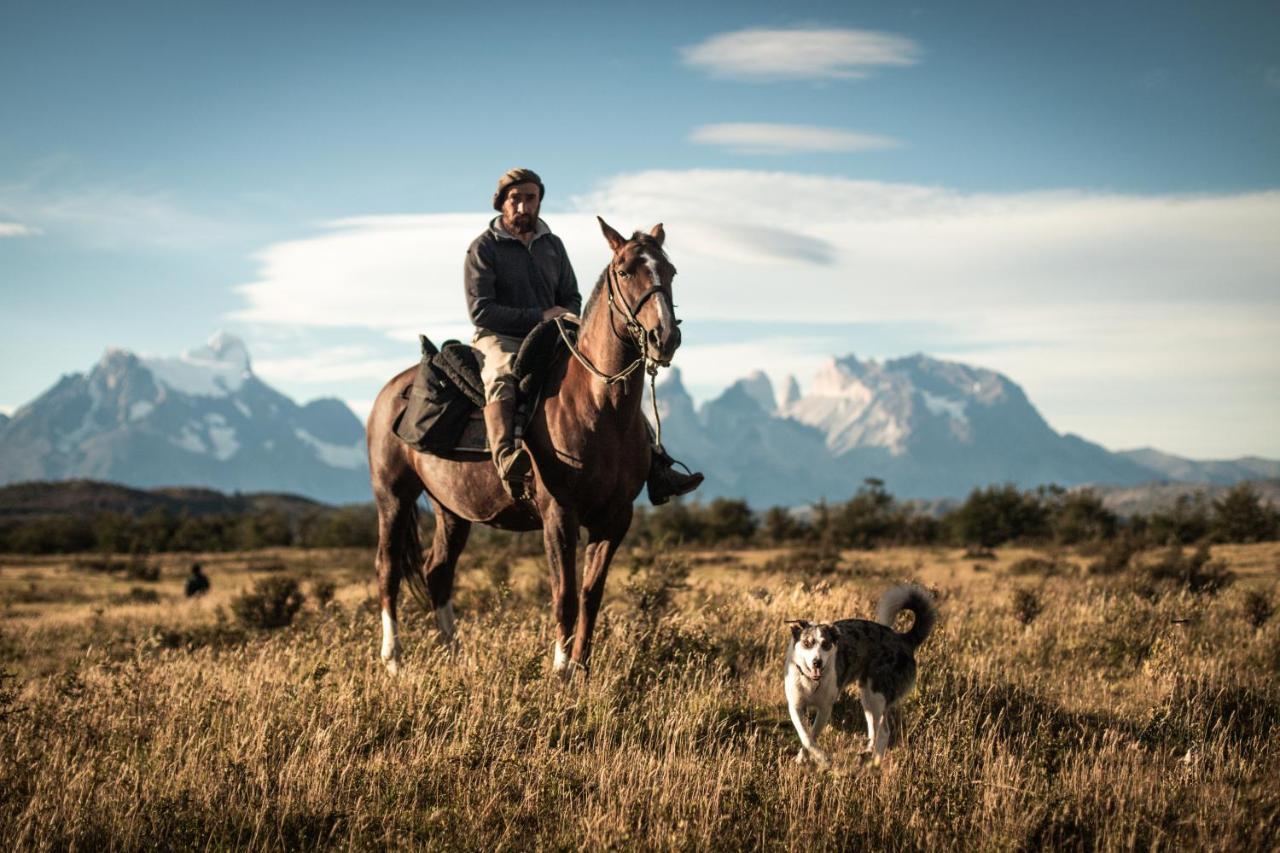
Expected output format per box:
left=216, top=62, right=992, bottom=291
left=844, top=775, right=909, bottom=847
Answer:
left=821, top=641, right=832, bottom=651
left=802, top=639, right=813, bottom=649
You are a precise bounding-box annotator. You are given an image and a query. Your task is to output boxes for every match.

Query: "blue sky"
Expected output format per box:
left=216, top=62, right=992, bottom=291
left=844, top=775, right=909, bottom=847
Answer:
left=2, top=1, right=1278, bottom=458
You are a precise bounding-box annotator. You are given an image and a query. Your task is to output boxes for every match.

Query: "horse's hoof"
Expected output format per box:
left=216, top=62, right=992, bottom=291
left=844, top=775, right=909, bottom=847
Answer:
left=383, top=657, right=401, bottom=677
left=557, top=659, right=588, bottom=684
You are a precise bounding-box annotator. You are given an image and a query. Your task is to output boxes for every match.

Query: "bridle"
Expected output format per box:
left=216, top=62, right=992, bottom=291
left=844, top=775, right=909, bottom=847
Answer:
left=554, top=245, right=679, bottom=449
left=606, top=259, right=676, bottom=357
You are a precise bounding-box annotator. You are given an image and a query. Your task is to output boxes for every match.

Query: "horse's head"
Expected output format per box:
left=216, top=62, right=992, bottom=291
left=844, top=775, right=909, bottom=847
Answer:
left=597, top=216, right=681, bottom=366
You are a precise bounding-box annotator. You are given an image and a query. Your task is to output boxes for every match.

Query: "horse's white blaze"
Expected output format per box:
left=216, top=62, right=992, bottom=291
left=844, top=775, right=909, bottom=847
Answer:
left=381, top=608, right=399, bottom=664
left=643, top=253, right=675, bottom=333
left=553, top=639, right=569, bottom=671
left=434, top=603, right=456, bottom=642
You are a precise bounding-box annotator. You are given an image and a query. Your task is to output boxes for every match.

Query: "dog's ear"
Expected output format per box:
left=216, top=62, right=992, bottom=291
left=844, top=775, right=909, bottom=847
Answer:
left=785, top=619, right=809, bottom=641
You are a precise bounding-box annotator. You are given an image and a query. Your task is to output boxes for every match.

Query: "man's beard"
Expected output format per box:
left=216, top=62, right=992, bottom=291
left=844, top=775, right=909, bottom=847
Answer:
left=507, top=213, right=534, bottom=235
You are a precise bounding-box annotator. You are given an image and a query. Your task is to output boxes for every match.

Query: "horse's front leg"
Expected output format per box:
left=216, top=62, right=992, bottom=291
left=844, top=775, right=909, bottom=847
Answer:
left=572, top=508, right=632, bottom=671
left=542, top=503, right=579, bottom=678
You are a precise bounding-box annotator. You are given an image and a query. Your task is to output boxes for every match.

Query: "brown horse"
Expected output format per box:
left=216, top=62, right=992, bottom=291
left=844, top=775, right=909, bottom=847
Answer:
left=365, top=217, right=681, bottom=676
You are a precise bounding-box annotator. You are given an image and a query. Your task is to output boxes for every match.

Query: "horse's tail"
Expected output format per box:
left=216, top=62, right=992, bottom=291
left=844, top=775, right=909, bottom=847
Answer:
left=400, top=500, right=433, bottom=611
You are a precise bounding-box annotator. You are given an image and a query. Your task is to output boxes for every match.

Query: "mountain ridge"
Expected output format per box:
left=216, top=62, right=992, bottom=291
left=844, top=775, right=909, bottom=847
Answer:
left=1, top=336, right=1274, bottom=506
left=0, top=334, right=370, bottom=504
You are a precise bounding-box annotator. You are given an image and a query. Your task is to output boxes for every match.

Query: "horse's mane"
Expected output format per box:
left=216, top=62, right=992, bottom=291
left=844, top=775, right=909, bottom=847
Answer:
left=580, top=232, right=668, bottom=323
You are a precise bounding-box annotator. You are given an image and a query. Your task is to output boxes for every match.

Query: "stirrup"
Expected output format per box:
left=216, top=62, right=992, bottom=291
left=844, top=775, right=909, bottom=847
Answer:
left=498, top=447, right=532, bottom=500
left=647, top=452, right=703, bottom=506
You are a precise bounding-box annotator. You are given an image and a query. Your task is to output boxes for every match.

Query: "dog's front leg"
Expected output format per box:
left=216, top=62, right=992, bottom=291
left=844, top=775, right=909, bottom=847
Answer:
left=788, top=703, right=829, bottom=767
left=811, top=703, right=832, bottom=741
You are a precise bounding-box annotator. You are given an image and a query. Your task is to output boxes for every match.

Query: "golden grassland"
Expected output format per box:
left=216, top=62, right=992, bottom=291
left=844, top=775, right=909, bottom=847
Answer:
left=1, top=540, right=1278, bottom=850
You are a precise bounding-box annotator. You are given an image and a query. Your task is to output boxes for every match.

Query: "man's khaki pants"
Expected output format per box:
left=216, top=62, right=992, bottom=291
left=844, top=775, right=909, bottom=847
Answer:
left=472, top=328, right=523, bottom=404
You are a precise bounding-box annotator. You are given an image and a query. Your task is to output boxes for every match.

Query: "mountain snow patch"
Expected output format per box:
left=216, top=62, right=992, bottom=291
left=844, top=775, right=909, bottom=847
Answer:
left=129, top=401, right=154, bottom=421
left=294, top=428, right=365, bottom=470
left=172, top=425, right=207, bottom=454
left=921, top=391, right=968, bottom=424
left=141, top=333, right=251, bottom=397
left=204, top=414, right=239, bottom=461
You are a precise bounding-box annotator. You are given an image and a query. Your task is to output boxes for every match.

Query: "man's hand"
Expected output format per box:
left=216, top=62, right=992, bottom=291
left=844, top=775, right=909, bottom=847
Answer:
left=541, top=306, right=571, bottom=321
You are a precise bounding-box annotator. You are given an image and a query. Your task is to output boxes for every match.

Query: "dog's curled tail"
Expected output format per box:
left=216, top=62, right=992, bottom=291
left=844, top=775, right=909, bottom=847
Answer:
left=876, top=585, right=936, bottom=648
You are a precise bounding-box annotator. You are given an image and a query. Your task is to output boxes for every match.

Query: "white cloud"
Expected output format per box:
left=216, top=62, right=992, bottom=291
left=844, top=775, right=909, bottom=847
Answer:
left=0, top=222, right=41, bottom=237
left=229, top=169, right=1280, bottom=458
left=253, top=346, right=413, bottom=385
left=0, top=184, right=238, bottom=249
left=690, top=123, right=900, bottom=155
left=681, top=28, right=921, bottom=81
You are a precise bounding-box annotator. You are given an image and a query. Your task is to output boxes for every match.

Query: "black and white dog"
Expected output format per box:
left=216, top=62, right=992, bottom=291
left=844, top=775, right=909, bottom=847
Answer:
left=785, top=585, right=936, bottom=766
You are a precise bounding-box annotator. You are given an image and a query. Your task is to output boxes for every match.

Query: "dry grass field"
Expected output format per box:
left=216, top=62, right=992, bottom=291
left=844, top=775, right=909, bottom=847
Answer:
left=1, top=539, right=1278, bottom=850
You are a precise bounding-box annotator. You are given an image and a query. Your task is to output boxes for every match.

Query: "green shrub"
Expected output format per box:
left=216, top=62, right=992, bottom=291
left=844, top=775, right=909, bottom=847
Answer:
left=309, top=579, right=336, bottom=609
left=1211, top=484, right=1278, bottom=543
left=231, top=577, right=306, bottom=629
left=1011, top=588, right=1043, bottom=625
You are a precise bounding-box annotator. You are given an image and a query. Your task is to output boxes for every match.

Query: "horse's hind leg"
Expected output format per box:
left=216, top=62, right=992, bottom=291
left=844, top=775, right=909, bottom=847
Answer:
left=424, top=497, right=471, bottom=645
left=374, top=494, right=417, bottom=676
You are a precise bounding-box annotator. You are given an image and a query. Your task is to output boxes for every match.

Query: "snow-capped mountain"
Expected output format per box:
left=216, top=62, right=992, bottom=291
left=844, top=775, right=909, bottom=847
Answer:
left=0, top=334, right=369, bottom=504
left=3, top=339, right=1273, bottom=508
left=651, top=354, right=1272, bottom=504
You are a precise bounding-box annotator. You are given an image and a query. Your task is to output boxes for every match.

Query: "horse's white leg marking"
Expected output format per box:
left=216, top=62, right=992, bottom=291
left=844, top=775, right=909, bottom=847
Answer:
left=381, top=608, right=401, bottom=675
left=434, top=602, right=456, bottom=645
left=553, top=638, right=568, bottom=672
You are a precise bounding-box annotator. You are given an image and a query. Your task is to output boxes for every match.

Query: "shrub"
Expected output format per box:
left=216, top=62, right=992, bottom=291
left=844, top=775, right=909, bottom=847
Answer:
left=121, top=558, right=161, bottom=583
left=1011, top=588, right=1043, bottom=625
left=1047, top=487, right=1118, bottom=544
left=1146, top=542, right=1234, bottom=593
left=948, top=484, right=1049, bottom=548
left=231, top=577, right=306, bottom=629
left=1008, top=556, right=1062, bottom=576
left=830, top=478, right=899, bottom=549
left=309, top=579, right=336, bottom=609
left=1145, top=493, right=1211, bottom=545
left=759, top=506, right=809, bottom=544
left=1242, top=590, right=1273, bottom=630
left=1210, top=484, right=1278, bottom=544
left=108, top=586, right=161, bottom=605
left=701, top=498, right=757, bottom=545
left=760, top=544, right=843, bottom=576
left=1086, top=534, right=1142, bottom=576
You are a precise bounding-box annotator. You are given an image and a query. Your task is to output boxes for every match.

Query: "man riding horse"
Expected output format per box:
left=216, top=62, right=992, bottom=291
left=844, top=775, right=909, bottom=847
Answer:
left=466, top=167, right=703, bottom=503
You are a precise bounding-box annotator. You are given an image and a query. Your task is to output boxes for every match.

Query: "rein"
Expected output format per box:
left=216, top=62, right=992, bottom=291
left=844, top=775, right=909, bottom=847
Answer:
left=553, top=259, right=673, bottom=452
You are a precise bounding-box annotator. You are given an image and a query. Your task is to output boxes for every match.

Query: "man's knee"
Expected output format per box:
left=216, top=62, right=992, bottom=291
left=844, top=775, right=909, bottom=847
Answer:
left=486, top=374, right=517, bottom=404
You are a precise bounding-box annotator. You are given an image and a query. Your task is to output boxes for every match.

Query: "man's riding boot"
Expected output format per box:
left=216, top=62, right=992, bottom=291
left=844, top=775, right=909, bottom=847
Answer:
left=484, top=399, right=531, bottom=497
left=647, top=446, right=704, bottom=506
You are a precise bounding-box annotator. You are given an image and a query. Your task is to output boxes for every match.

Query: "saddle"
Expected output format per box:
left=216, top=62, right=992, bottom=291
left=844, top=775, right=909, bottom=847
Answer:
left=392, top=318, right=576, bottom=454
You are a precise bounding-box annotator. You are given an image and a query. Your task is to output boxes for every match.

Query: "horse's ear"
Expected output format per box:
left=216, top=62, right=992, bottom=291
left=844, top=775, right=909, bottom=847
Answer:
left=649, top=223, right=665, bottom=246
left=597, top=216, right=626, bottom=253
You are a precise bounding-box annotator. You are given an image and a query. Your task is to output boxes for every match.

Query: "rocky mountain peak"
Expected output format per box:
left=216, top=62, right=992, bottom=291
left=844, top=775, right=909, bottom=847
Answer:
left=779, top=375, right=801, bottom=410
left=737, top=371, right=777, bottom=413
left=0, top=334, right=369, bottom=503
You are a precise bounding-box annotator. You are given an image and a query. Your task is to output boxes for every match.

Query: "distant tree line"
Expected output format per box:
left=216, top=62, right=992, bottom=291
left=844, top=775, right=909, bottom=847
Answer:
left=625, top=479, right=1279, bottom=550
left=0, top=505, right=380, bottom=555
left=0, top=480, right=1275, bottom=554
